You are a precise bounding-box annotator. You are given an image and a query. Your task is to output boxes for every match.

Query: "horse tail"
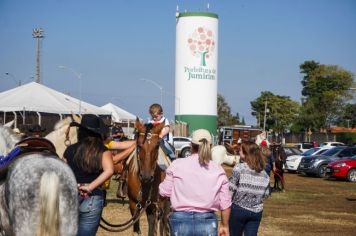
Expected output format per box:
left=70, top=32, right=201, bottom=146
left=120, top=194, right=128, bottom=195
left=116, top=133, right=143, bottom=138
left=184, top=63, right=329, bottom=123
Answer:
left=37, top=171, right=60, bottom=236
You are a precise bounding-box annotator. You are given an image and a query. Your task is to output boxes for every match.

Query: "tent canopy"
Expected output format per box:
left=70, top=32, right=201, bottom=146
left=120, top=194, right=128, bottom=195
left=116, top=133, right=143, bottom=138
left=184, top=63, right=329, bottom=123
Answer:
left=0, top=82, right=110, bottom=115
left=101, top=103, right=137, bottom=123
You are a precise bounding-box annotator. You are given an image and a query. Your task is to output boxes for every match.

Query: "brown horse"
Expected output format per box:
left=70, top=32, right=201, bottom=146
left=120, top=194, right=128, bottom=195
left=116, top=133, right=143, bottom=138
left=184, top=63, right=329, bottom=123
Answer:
left=127, top=118, right=170, bottom=236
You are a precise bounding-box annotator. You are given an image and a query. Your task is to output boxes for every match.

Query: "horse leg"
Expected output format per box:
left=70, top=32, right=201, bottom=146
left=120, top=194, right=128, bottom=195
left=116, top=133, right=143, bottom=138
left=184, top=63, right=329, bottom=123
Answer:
left=146, top=204, right=159, bottom=236
left=159, top=199, right=171, bottom=236
left=129, top=201, right=141, bottom=235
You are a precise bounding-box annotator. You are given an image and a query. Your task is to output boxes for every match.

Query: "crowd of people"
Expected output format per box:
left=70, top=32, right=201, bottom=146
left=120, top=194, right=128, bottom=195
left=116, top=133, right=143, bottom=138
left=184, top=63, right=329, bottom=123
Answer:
left=6, top=103, right=277, bottom=236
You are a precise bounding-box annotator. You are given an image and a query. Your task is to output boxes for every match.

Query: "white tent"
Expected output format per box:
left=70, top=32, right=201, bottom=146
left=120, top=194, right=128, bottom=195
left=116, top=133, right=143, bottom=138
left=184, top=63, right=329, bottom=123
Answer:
left=0, top=82, right=110, bottom=127
left=101, top=103, right=137, bottom=123
left=0, top=82, right=110, bottom=115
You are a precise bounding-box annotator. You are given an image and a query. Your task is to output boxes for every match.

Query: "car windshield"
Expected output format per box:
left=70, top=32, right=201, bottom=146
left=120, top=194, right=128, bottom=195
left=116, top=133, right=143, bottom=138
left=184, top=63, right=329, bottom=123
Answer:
left=322, top=147, right=344, bottom=156
left=302, top=147, right=320, bottom=156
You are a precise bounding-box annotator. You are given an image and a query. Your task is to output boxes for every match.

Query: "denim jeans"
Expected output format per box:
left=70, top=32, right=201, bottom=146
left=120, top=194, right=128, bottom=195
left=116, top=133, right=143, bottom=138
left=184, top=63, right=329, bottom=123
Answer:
left=77, top=189, right=105, bottom=236
left=229, top=204, right=263, bottom=236
left=169, top=211, right=218, bottom=236
left=160, top=139, right=176, bottom=161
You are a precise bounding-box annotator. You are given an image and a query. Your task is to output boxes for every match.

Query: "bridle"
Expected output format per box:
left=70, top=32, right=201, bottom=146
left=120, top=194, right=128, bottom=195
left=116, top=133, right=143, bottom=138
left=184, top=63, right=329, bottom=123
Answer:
left=135, top=127, right=160, bottom=183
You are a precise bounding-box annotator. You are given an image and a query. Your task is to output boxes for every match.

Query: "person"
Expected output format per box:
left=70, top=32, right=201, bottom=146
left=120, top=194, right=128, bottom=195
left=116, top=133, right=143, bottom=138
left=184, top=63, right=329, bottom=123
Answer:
left=159, top=129, right=231, bottom=236
left=63, top=114, right=114, bottom=236
left=229, top=141, right=271, bottom=236
left=260, top=139, right=276, bottom=177
left=28, top=124, right=46, bottom=137
left=148, top=103, right=176, bottom=161
left=111, top=126, right=128, bottom=142
left=105, top=126, right=136, bottom=198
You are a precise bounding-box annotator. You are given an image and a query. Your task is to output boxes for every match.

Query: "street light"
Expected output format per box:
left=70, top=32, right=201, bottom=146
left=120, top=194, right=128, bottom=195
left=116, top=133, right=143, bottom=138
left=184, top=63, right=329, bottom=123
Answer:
left=140, top=78, right=163, bottom=106
left=4, top=72, right=21, bottom=86
left=58, top=65, right=82, bottom=114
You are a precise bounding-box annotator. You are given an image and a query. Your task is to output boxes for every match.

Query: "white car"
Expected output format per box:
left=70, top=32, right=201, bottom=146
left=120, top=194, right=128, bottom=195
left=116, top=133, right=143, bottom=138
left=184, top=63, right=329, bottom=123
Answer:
left=320, top=142, right=345, bottom=148
left=285, top=147, right=329, bottom=172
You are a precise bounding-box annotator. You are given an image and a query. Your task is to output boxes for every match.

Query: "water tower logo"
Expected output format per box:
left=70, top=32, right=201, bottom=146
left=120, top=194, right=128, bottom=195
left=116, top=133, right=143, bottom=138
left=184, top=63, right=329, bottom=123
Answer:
left=187, top=27, right=215, bottom=66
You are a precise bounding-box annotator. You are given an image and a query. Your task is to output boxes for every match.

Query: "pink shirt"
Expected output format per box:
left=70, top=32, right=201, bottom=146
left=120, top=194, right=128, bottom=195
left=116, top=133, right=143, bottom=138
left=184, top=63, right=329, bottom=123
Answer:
left=159, top=154, right=231, bottom=212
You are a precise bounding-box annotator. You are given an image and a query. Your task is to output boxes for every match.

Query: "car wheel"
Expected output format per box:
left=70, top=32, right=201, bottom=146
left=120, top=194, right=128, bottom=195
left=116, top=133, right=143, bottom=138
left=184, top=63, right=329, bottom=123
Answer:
left=318, top=165, right=327, bottom=178
left=347, top=169, right=356, bottom=182
left=181, top=148, right=191, bottom=158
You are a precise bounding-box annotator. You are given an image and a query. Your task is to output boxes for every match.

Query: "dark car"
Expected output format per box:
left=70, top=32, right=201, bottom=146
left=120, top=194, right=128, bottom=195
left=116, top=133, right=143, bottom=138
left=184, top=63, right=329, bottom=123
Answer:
left=298, top=146, right=356, bottom=178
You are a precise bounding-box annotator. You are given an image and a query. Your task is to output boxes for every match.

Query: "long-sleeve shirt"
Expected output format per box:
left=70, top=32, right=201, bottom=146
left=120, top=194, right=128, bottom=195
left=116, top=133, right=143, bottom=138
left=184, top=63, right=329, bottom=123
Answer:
left=159, top=153, right=231, bottom=212
left=229, top=162, right=270, bottom=213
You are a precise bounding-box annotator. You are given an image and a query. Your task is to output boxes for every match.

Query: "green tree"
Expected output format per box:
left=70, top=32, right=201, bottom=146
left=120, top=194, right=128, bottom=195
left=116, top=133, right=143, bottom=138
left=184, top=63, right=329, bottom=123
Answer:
left=251, top=91, right=300, bottom=135
left=298, top=61, right=354, bottom=131
left=217, top=94, right=238, bottom=126
left=337, top=103, right=356, bottom=128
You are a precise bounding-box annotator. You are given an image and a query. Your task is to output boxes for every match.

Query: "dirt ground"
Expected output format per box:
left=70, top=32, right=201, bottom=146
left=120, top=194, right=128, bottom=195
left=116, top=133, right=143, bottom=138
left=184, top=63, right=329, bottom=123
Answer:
left=97, top=165, right=356, bottom=236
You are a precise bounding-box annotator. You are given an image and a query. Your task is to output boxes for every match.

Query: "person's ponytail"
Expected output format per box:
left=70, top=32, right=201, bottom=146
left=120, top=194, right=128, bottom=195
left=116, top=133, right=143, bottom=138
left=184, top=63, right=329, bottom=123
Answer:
left=198, top=138, right=212, bottom=166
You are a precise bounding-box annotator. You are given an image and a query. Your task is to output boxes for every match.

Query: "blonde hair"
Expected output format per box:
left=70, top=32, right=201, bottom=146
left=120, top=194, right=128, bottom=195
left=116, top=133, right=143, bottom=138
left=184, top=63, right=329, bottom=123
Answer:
left=241, top=141, right=266, bottom=172
left=192, top=139, right=212, bottom=166
left=149, top=103, right=163, bottom=115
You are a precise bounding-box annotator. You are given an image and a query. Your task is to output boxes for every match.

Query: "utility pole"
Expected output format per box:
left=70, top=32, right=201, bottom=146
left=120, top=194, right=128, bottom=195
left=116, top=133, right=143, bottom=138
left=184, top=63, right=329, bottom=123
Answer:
left=263, top=100, right=268, bottom=133
left=32, top=28, right=44, bottom=84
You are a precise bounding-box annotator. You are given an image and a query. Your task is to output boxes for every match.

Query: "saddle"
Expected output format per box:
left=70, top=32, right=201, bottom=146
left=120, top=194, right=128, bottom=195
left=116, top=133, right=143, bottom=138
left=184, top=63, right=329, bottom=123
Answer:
left=0, top=137, right=57, bottom=180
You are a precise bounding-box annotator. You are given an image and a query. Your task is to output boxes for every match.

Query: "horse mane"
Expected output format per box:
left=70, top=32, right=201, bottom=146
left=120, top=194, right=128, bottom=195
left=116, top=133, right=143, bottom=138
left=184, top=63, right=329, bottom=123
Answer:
left=128, top=147, right=139, bottom=174
left=0, top=126, right=21, bottom=156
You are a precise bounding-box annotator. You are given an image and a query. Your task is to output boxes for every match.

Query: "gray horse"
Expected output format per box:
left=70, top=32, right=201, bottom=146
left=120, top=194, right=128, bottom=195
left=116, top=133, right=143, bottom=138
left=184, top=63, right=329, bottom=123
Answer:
left=0, top=126, right=78, bottom=235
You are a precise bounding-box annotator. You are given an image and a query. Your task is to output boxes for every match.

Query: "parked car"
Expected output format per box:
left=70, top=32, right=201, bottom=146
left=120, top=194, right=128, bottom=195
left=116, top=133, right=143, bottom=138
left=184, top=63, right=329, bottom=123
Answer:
left=295, top=142, right=315, bottom=153
left=325, top=155, right=356, bottom=182
left=298, top=146, right=356, bottom=178
left=283, top=146, right=303, bottom=157
left=285, top=147, right=329, bottom=172
left=172, top=136, right=192, bottom=158
left=320, top=141, right=345, bottom=148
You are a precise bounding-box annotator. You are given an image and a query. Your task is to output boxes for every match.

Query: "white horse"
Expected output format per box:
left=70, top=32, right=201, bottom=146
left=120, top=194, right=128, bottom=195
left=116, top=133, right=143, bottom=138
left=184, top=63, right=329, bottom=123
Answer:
left=0, top=126, right=78, bottom=235
left=212, top=145, right=239, bottom=166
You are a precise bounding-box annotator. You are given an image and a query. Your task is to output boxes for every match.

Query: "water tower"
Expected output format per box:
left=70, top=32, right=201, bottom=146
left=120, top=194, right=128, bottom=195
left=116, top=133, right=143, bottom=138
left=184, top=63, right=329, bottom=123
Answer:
left=175, top=11, right=219, bottom=136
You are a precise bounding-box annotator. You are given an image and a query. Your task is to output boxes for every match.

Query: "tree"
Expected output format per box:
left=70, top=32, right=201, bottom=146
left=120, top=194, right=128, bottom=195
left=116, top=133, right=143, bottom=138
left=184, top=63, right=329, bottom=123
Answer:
left=217, top=94, right=238, bottom=126
left=251, top=91, right=300, bottom=135
left=298, top=61, right=354, bottom=131
left=337, top=103, right=356, bottom=128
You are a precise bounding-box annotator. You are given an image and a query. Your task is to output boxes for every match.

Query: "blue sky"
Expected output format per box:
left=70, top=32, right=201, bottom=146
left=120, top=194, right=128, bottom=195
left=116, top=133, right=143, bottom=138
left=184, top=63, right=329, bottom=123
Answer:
left=1, top=0, right=355, bottom=124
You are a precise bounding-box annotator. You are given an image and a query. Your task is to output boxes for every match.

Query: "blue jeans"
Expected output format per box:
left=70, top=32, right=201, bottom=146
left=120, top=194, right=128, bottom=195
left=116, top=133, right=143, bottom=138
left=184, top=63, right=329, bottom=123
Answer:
left=169, top=211, right=218, bottom=236
left=229, top=204, right=262, bottom=236
left=77, top=189, right=105, bottom=236
left=160, top=139, right=176, bottom=161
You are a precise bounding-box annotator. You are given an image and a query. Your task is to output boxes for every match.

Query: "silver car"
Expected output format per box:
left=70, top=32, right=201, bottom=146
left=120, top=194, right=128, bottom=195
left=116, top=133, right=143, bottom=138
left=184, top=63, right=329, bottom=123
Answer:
left=172, top=136, right=192, bottom=158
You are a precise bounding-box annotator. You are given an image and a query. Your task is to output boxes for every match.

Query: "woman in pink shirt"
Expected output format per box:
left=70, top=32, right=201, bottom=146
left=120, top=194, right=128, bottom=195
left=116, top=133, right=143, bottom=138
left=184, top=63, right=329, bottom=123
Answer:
left=159, top=129, right=231, bottom=236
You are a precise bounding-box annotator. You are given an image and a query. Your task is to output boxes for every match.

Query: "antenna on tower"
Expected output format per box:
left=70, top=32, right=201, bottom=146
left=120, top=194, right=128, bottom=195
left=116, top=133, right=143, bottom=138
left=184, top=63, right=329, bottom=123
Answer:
left=32, top=28, right=45, bottom=84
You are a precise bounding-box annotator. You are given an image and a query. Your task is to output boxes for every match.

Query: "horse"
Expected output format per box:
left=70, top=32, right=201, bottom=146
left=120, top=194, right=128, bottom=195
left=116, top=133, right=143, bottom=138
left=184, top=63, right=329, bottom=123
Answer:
left=45, top=114, right=81, bottom=159
left=270, top=144, right=286, bottom=192
left=126, top=118, right=170, bottom=236
left=211, top=145, right=239, bottom=166
left=0, top=125, right=78, bottom=235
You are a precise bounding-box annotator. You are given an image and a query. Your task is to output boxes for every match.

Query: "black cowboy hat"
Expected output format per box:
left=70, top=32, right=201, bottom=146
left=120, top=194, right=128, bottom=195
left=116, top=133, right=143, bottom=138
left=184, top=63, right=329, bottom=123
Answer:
left=28, top=124, right=46, bottom=133
left=70, top=114, right=109, bottom=137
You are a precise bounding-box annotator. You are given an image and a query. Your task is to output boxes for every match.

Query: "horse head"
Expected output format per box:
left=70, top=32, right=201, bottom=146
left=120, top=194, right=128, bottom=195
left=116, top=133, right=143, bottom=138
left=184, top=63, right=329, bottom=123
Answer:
left=45, top=114, right=81, bottom=159
left=135, top=118, right=165, bottom=183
